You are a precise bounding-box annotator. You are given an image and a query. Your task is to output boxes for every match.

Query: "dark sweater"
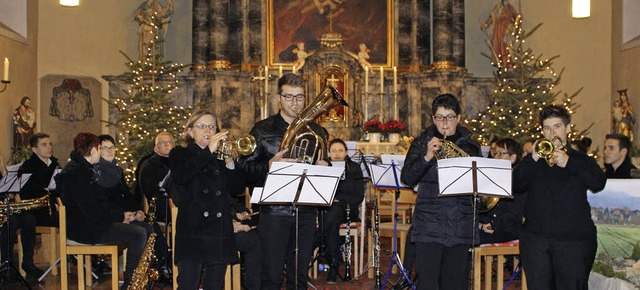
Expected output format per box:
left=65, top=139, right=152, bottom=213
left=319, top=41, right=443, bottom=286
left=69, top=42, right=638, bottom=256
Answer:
left=514, top=148, right=606, bottom=241
left=604, top=157, right=637, bottom=178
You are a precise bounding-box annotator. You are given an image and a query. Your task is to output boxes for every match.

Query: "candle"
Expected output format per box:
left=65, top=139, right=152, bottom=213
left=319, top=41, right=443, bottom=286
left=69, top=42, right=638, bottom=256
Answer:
left=364, top=66, right=369, bottom=122
left=264, top=66, right=269, bottom=118
left=293, top=65, right=296, bottom=74
left=379, top=66, right=384, bottom=94
left=393, top=66, right=398, bottom=120
left=3, top=58, right=8, bottom=81
left=278, top=66, right=283, bottom=78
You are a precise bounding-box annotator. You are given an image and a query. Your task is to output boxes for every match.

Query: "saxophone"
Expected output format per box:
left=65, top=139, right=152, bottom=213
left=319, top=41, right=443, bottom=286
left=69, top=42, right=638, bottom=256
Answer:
left=128, top=197, right=160, bottom=290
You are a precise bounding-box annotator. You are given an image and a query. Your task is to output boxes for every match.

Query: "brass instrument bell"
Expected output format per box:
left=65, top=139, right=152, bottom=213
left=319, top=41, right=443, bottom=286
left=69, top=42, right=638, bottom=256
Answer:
left=217, top=134, right=257, bottom=160
left=534, top=136, right=565, bottom=166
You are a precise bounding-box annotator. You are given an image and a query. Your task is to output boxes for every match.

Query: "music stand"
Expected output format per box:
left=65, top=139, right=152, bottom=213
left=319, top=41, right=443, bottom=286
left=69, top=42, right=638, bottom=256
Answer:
left=436, top=156, right=512, bottom=287
left=367, top=158, right=415, bottom=290
left=0, top=170, right=33, bottom=289
left=252, top=162, right=343, bottom=288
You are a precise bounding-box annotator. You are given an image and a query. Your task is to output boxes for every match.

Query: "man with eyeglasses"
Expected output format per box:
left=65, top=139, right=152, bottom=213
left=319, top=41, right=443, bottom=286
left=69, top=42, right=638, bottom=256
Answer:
left=401, top=93, right=481, bottom=290
left=1, top=133, right=60, bottom=281
left=238, top=73, right=329, bottom=290
left=138, top=131, right=175, bottom=223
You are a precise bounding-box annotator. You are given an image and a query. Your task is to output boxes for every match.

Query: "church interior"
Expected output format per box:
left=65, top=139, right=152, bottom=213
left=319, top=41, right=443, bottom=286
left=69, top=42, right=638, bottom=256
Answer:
left=1, top=0, right=640, bottom=289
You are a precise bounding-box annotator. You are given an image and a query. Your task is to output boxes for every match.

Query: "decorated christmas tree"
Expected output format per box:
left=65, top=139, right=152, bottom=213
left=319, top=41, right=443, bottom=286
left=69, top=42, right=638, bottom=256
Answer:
left=105, top=14, right=192, bottom=183
left=467, top=15, right=590, bottom=146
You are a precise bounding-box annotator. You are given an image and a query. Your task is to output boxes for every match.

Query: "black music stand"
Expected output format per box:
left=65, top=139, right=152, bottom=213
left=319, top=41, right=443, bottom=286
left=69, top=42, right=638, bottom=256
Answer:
left=252, top=162, right=343, bottom=289
left=367, top=159, right=415, bottom=290
left=0, top=170, right=33, bottom=289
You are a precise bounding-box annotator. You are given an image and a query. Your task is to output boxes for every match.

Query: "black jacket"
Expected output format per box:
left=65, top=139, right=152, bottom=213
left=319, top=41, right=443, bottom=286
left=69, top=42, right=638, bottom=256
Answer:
left=138, top=153, right=170, bottom=201
left=57, top=152, right=124, bottom=244
left=169, top=143, right=238, bottom=264
left=18, top=153, right=60, bottom=226
left=94, top=157, right=140, bottom=212
left=237, top=113, right=328, bottom=216
left=334, top=158, right=365, bottom=206
left=514, top=147, right=606, bottom=241
left=400, top=125, right=482, bottom=246
left=604, top=156, right=637, bottom=178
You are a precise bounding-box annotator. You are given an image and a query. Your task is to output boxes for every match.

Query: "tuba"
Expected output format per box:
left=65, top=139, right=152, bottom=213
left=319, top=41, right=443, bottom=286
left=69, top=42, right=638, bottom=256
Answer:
left=534, top=136, right=565, bottom=167
left=433, top=135, right=499, bottom=212
left=280, top=86, right=348, bottom=164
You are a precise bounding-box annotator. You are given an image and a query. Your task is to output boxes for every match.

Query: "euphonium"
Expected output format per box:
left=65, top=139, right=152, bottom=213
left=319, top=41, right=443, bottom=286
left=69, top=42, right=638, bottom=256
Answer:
left=280, top=85, right=348, bottom=164
left=433, top=135, right=499, bottom=212
left=217, top=134, right=257, bottom=160
left=534, top=136, right=565, bottom=167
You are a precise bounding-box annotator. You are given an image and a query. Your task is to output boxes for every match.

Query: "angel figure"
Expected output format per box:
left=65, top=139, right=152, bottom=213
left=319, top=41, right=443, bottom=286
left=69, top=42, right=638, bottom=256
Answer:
left=292, top=42, right=308, bottom=74
left=357, top=43, right=374, bottom=73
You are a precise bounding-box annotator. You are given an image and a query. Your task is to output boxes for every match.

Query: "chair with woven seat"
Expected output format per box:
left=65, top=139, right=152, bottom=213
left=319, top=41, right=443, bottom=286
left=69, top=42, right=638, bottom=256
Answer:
left=57, top=197, right=120, bottom=290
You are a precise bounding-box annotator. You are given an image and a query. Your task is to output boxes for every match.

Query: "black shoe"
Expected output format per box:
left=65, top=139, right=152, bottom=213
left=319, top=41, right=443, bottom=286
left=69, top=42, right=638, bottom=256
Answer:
left=393, top=274, right=413, bottom=290
left=22, top=263, right=45, bottom=280
left=326, top=268, right=337, bottom=284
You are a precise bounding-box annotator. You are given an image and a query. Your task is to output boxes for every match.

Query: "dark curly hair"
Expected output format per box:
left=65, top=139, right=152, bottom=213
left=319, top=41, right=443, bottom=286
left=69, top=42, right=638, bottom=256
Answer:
left=73, top=133, right=100, bottom=157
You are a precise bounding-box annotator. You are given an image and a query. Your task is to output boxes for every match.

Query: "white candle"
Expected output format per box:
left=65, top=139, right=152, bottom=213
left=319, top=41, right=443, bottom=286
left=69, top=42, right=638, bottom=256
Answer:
left=393, top=66, right=397, bottom=94
left=278, top=65, right=283, bottom=78
left=364, top=66, right=369, bottom=122
left=3, top=58, right=9, bottom=81
left=264, top=66, right=269, bottom=118
left=293, top=65, right=296, bottom=74
left=393, top=66, right=398, bottom=120
left=379, top=66, right=384, bottom=94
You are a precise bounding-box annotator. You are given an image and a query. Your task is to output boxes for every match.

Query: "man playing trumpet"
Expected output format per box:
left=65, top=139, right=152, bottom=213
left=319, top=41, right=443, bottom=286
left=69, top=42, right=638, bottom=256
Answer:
left=401, top=93, right=481, bottom=290
left=514, top=105, right=606, bottom=289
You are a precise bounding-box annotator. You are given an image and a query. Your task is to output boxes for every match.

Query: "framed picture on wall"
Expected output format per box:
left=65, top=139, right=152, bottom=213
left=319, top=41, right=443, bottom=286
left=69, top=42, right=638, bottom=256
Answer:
left=266, top=0, right=394, bottom=68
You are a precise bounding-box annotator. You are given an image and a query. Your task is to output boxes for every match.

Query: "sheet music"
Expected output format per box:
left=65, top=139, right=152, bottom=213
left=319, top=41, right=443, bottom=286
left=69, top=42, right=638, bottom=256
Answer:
left=350, top=153, right=375, bottom=179
left=367, top=162, right=408, bottom=189
left=380, top=154, right=406, bottom=166
left=437, top=157, right=512, bottom=197
left=250, top=187, right=263, bottom=204
left=0, top=172, right=32, bottom=193
left=259, top=162, right=343, bottom=206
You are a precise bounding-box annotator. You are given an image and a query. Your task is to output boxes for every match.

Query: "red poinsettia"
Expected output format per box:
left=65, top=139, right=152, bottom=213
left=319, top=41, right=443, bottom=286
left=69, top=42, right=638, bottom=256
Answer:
left=383, top=120, right=405, bottom=133
left=364, top=119, right=384, bottom=133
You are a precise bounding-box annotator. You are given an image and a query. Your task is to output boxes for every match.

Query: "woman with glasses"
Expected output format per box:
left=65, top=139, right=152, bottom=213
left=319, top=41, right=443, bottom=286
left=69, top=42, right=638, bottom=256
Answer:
left=169, top=109, right=239, bottom=289
left=400, top=93, right=482, bottom=290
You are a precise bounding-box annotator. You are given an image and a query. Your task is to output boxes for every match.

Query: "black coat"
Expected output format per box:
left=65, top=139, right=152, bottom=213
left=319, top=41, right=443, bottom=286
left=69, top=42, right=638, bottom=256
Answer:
left=169, top=143, right=238, bottom=264
left=18, top=153, right=60, bottom=226
left=401, top=125, right=482, bottom=246
left=236, top=112, right=328, bottom=216
left=56, top=152, right=124, bottom=244
left=332, top=158, right=365, bottom=220
left=94, top=157, right=140, bottom=212
left=604, top=156, right=637, bottom=178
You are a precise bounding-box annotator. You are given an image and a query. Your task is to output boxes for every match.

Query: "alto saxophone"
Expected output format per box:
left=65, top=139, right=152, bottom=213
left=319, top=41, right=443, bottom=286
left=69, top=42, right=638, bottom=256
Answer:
left=128, top=197, right=160, bottom=290
left=344, top=204, right=352, bottom=281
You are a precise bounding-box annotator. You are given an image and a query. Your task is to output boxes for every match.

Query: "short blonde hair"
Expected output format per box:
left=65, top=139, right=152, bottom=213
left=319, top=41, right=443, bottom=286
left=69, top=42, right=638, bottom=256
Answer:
left=184, top=109, right=217, bottom=143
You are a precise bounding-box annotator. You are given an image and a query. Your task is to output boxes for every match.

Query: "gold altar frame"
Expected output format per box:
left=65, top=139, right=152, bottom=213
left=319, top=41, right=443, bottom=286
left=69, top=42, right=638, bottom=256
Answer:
left=266, top=0, right=394, bottom=68
left=313, top=66, right=350, bottom=124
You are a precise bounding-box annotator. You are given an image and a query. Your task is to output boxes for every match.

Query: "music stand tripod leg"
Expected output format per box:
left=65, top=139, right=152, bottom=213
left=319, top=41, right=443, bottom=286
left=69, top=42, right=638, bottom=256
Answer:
left=380, top=187, right=415, bottom=290
left=0, top=214, right=33, bottom=290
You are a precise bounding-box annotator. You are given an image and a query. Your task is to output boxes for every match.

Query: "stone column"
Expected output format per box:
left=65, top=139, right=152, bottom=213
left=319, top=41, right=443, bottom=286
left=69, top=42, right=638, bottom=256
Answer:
left=432, top=0, right=453, bottom=69
left=210, top=0, right=231, bottom=68
left=192, top=0, right=211, bottom=102
left=416, top=0, right=431, bottom=67
left=452, top=0, right=465, bottom=67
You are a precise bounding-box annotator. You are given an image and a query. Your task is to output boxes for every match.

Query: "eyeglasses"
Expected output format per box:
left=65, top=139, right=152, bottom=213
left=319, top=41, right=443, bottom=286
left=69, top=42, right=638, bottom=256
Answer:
left=433, top=115, right=458, bottom=122
left=100, top=146, right=116, bottom=151
left=280, top=94, right=305, bottom=101
left=193, top=123, right=217, bottom=130
left=156, top=140, right=174, bottom=147
left=495, top=151, right=514, bottom=157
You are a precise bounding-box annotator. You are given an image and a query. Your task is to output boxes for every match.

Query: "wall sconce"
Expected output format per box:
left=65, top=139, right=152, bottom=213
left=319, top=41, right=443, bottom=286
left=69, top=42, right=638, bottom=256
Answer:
left=60, top=0, right=79, bottom=7
left=572, top=0, right=590, bottom=18
left=1, top=57, right=9, bottom=93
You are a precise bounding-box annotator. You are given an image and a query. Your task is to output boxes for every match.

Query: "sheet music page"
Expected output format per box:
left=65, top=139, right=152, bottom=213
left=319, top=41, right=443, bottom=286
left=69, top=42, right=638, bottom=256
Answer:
left=367, top=163, right=407, bottom=188
left=261, top=162, right=343, bottom=205
left=437, top=157, right=512, bottom=197
left=250, top=187, right=263, bottom=204
left=0, top=172, right=32, bottom=193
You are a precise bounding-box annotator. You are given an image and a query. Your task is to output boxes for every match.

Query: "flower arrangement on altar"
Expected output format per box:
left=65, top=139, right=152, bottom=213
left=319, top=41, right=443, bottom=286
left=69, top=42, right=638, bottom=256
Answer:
left=363, top=119, right=384, bottom=133
left=383, top=120, right=405, bottom=134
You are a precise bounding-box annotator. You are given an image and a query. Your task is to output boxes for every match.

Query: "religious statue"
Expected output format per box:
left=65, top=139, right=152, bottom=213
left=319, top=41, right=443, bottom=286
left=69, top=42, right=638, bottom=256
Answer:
left=357, top=43, right=374, bottom=72
left=292, top=42, right=308, bottom=73
left=481, top=0, right=519, bottom=66
left=13, top=96, right=37, bottom=149
left=133, top=0, right=174, bottom=60
left=614, top=89, right=635, bottom=142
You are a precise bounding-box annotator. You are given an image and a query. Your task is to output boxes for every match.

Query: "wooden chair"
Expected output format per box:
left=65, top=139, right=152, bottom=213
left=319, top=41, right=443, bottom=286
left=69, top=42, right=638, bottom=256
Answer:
left=18, top=226, right=59, bottom=277
left=377, top=188, right=416, bottom=224
left=58, top=198, right=120, bottom=290
left=473, top=240, right=527, bottom=290
left=170, top=199, right=241, bottom=290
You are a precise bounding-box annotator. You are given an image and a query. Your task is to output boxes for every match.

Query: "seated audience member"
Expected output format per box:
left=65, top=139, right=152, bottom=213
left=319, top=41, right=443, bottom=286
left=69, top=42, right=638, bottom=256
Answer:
left=603, top=133, right=637, bottom=178
left=138, top=132, right=175, bottom=223
left=521, top=138, right=535, bottom=157
left=569, top=137, right=592, bottom=154
left=56, top=132, right=146, bottom=290
left=479, top=137, right=523, bottom=244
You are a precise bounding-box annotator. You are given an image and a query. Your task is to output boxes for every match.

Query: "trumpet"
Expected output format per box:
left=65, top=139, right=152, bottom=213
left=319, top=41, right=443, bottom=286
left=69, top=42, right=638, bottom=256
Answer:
left=534, top=136, right=565, bottom=166
left=216, top=134, right=257, bottom=160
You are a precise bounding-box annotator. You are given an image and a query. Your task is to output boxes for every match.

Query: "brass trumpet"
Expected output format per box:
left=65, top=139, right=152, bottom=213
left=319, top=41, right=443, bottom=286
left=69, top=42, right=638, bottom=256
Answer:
left=216, top=134, right=257, bottom=160
left=534, top=136, right=565, bottom=166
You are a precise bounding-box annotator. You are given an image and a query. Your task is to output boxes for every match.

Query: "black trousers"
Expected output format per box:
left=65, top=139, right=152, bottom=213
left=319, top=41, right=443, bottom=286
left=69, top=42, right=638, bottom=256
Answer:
left=177, top=260, right=226, bottom=290
left=97, top=222, right=147, bottom=288
left=0, top=211, right=53, bottom=267
left=321, top=204, right=359, bottom=268
left=414, top=242, right=470, bottom=290
left=236, top=230, right=261, bottom=290
left=259, top=212, right=316, bottom=290
left=520, top=231, right=596, bottom=290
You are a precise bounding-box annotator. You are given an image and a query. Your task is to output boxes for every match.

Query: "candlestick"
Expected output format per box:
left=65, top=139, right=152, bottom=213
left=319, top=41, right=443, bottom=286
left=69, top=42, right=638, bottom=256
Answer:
left=278, top=65, right=283, bottom=78
left=3, top=58, right=9, bottom=81
left=364, top=66, right=369, bottom=122
left=393, top=66, right=398, bottom=120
